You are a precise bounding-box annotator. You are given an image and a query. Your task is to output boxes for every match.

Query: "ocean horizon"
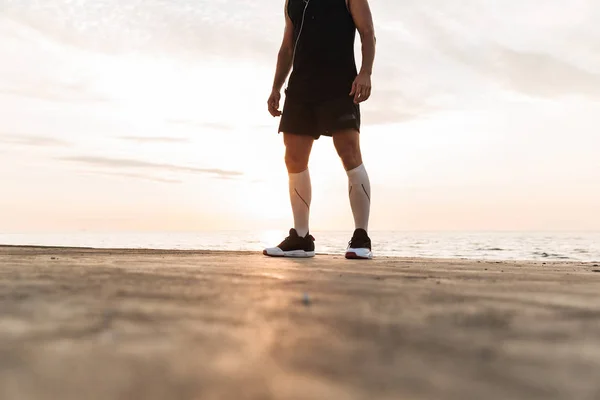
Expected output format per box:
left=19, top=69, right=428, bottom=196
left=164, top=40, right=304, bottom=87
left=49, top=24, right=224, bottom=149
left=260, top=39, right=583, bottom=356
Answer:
left=2, top=231, right=599, bottom=262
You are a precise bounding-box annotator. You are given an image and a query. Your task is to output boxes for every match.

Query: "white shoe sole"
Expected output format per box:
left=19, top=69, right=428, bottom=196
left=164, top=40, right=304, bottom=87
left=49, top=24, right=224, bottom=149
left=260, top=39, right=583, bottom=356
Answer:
left=263, top=248, right=315, bottom=258
left=345, top=248, right=373, bottom=260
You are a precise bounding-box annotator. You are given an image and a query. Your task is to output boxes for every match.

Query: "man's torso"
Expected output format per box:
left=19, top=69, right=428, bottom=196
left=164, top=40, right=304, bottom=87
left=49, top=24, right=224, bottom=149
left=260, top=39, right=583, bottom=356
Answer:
left=286, top=0, right=358, bottom=102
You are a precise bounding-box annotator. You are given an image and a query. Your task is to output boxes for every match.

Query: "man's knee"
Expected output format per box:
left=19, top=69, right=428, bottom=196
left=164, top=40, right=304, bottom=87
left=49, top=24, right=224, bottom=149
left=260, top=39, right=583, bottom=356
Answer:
left=339, top=150, right=362, bottom=171
left=285, top=150, right=310, bottom=173
left=334, top=131, right=362, bottom=170
left=284, top=133, right=313, bottom=173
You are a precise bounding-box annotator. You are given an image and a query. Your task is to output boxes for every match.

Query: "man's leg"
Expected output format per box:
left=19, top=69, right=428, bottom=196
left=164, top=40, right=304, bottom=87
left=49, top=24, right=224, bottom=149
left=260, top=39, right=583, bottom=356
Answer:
left=263, top=131, right=316, bottom=258
left=333, top=129, right=371, bottom=231
left=284, top=132, right=314, bottom=237
left=333, top=129, right=373, bottom=259
left=264, top=93, right=318, bottom=257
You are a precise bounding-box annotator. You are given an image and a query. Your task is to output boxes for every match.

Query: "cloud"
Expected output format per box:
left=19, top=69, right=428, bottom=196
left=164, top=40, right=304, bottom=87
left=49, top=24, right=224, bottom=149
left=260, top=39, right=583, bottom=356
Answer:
left=0, top=134, right=70, bottom=147
left=167, top=119, right=278, bottom=133
left=485, top=47, right=600, bottom=99
left=360, top=88, right=438, bottom=126
left=362, top=107, right=427, bottom=126
left=83, top=170, right=182, bottom=184
left=59, top=155, right=243, bottom=179
left=1, top=3, right=278, bottom=60
left=167, top=119, right=236, bottom=131
left=117, top=136, right=190, bottom=144
left=436, top=42, right=600, bottom=99
left=0, top=83, right=109, bottom=104
left=397, top=8, right=600, bottom=100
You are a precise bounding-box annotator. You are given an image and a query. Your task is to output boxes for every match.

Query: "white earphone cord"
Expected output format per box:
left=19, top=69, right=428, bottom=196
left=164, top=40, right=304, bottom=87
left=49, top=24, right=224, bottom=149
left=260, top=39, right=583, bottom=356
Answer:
left=291, top=0, right=310, bottom=64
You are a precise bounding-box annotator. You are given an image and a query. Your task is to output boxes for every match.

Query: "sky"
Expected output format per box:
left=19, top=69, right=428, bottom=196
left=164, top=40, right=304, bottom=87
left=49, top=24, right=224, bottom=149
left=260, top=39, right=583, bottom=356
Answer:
left=1, top=0, right=599, bottom=233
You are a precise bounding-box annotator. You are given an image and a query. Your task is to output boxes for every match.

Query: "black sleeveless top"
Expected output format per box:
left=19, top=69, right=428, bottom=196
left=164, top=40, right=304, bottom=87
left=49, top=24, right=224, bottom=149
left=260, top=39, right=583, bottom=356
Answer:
left=286, top=0, right=358, bottom=101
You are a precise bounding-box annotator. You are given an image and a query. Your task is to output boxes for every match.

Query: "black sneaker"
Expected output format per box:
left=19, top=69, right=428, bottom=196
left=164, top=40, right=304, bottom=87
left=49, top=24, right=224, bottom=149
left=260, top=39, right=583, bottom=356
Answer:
left=345, top=229, right=373, bottom=259
left=263, top=228, right=316, bottom=258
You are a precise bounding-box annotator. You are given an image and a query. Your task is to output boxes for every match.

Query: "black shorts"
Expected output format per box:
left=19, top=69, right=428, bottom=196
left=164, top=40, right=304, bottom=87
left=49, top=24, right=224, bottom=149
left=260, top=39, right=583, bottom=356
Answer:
left=278, top=94, right=361, bottom=139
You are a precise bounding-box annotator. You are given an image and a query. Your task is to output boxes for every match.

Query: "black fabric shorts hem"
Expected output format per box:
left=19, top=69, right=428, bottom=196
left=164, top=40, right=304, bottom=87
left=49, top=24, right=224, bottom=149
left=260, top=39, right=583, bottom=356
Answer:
left=277, top=93, right=361, bottom=140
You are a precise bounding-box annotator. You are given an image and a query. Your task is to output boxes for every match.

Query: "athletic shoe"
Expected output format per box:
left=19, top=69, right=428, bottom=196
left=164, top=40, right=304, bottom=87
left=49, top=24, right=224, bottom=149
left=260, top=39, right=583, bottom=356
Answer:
left=345, top=228, right=373, bottom=259
left=263, top=228, right=316, bottom=258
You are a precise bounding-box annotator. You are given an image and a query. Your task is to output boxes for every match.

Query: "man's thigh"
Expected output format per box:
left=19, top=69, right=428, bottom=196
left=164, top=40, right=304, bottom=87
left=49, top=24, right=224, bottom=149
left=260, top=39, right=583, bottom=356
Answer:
left=278, top=96, right=320, bottom=139
left=315, top=96, right=361, bottom=137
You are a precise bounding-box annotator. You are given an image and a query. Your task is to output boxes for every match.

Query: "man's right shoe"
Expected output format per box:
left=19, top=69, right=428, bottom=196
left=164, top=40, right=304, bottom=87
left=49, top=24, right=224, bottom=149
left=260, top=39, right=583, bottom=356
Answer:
left=263, top=228, right=316, bottom=258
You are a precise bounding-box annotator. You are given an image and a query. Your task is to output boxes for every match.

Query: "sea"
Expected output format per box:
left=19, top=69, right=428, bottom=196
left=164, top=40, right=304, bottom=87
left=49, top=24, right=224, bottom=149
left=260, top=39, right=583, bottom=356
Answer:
left=1, top=231, right=599, bottom=262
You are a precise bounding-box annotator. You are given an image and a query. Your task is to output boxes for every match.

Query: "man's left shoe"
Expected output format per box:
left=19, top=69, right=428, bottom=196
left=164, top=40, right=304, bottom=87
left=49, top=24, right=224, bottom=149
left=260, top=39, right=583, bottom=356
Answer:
left=345, top=228, right=373, bottom=259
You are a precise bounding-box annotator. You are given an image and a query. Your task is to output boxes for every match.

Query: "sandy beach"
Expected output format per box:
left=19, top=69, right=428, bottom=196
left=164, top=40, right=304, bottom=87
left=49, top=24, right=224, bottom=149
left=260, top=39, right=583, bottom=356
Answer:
left=1, top=245, right=599, bottom=400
